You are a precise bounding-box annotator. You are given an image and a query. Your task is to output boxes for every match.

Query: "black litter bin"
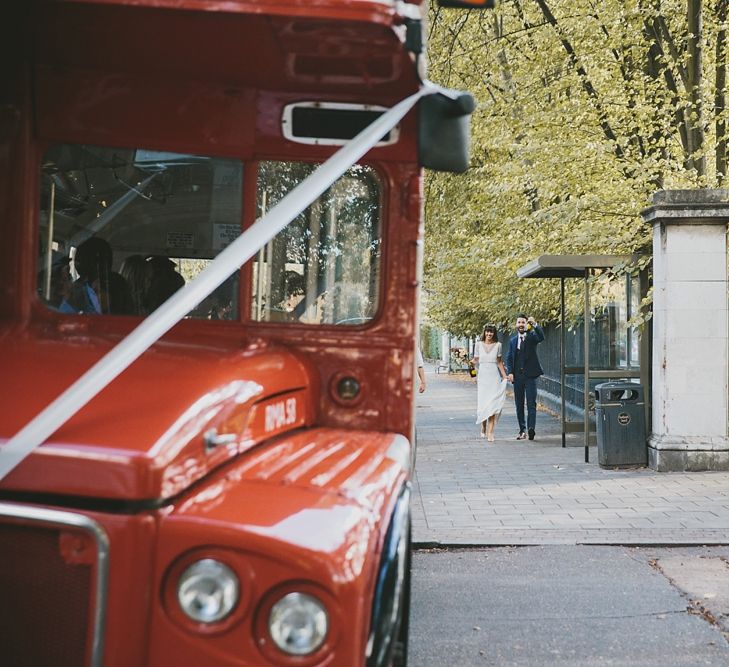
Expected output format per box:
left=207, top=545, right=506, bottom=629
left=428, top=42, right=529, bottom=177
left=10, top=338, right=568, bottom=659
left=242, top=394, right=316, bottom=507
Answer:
left=594, top=381, right=647, bottom=468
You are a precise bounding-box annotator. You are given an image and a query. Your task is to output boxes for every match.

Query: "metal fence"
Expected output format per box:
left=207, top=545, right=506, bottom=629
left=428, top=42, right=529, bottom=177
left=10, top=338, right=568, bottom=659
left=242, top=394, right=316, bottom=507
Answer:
left=536, top=310, right=642, bottom=418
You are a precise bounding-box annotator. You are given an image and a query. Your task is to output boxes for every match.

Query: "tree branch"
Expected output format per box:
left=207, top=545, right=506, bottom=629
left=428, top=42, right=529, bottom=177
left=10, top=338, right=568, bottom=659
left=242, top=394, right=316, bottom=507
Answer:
left=532, top=0, right=624, bottom=159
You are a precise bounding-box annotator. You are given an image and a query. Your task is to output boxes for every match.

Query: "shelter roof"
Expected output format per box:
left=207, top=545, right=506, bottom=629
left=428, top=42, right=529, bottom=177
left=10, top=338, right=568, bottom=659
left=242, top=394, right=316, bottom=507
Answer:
left=516, top=254, right=634, bottom=279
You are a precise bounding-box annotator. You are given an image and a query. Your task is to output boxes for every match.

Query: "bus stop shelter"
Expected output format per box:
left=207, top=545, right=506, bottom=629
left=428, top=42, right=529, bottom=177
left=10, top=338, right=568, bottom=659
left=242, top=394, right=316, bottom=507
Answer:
left=517, top=254, right=649, bottom=462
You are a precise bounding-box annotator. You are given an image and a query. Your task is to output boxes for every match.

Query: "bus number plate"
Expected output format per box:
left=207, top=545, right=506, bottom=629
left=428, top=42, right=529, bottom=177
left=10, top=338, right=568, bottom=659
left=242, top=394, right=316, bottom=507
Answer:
left=248, top=390, right=306, bottom=440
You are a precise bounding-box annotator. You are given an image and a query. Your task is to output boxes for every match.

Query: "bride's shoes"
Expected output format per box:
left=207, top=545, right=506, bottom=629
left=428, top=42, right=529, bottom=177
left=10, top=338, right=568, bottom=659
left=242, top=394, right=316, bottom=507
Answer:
left=481, top=421, right=496, bottom=442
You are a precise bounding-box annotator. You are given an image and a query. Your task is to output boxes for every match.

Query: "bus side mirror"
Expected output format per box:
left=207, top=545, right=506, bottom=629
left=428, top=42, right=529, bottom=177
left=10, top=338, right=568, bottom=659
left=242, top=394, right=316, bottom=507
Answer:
left=437, top=0, right=496, bottom=8
left=418, top=91, right=476, bottom=173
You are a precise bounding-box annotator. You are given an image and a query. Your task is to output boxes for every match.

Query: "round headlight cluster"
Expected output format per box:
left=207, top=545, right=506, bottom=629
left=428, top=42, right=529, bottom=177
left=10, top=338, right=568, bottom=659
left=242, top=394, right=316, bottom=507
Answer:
left=177, top=558, right=239, bottom=623
left=269, top=592, right=329, bottom=656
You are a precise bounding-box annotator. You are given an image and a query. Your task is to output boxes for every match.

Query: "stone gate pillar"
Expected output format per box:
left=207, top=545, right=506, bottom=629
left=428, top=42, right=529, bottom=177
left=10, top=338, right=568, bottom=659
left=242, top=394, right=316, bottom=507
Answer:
left=641, top=190, right=729, bottom=471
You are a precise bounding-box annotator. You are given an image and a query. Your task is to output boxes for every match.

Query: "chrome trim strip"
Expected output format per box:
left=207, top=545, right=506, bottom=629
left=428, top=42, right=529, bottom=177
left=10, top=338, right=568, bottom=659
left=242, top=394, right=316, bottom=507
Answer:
left=0, top=502, right=110, bottom=667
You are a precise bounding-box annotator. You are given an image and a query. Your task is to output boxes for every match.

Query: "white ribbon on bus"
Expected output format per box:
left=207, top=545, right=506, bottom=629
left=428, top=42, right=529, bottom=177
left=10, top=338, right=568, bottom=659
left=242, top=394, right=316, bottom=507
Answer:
left=0, top=82, right=443, bottom=481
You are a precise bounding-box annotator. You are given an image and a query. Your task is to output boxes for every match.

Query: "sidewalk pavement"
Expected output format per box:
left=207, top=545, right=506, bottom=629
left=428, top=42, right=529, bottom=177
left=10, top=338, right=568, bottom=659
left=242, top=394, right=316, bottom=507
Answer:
left=412, top=365, right=729, bottom=546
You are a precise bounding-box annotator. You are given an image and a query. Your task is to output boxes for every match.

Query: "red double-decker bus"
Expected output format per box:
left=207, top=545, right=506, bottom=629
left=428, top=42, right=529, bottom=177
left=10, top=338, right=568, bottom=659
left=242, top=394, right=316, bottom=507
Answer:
left=0, top=1, right=486, bottom=665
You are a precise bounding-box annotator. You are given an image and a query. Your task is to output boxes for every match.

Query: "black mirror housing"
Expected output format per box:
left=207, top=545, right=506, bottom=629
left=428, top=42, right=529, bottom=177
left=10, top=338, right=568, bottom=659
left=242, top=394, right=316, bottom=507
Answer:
left=418, top=91, right=476, bottom=173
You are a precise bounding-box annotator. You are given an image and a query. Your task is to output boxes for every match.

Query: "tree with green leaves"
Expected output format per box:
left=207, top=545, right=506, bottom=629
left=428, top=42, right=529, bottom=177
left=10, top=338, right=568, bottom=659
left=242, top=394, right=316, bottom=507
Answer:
left=424, top=0, right=728, bottom=334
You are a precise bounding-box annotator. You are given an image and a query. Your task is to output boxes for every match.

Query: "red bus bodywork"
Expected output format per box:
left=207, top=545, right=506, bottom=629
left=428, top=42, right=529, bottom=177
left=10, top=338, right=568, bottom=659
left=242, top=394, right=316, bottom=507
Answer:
left=0, top=1, right=430, bottom=665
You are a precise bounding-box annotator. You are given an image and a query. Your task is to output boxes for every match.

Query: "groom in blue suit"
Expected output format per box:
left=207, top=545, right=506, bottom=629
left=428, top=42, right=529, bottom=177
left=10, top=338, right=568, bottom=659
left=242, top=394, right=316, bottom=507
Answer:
left=505, top=314, right=545, bottom=440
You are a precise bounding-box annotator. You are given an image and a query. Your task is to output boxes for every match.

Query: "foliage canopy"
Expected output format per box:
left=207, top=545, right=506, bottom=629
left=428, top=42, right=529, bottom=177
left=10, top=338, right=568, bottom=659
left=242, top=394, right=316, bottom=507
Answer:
left=424, top=0, right=728, bottom=336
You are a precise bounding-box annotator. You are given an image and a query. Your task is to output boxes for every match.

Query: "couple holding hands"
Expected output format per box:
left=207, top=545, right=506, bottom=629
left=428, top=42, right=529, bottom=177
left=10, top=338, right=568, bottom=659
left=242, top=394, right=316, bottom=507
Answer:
left=473, top=315, right=544, bottom=442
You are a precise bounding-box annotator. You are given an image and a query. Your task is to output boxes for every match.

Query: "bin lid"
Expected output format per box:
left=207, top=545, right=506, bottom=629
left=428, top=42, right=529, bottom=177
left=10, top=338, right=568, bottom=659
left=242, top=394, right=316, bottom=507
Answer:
left=595, top=380, right=642, bottom=390
left=595, top=381, right=643, bottom=404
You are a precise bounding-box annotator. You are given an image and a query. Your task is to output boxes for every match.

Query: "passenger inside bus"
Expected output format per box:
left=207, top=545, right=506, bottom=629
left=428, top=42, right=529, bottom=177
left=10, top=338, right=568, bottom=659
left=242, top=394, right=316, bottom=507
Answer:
left=207, top=278, right=236, bottom=320
left=43, top=253, right=75, bottom=314
left=119, top=255, right=154, bottom=317
left=146, top=256, right=185, bottom=313
left=69, top=237, right=133, bottom=316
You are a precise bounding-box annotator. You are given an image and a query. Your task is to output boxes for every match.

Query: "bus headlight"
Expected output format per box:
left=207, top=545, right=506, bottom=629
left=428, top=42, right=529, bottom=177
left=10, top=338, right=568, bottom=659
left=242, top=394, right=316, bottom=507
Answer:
left=269, top=592, right=328, bottom=655
left=177, top=558, right=239, bottom=623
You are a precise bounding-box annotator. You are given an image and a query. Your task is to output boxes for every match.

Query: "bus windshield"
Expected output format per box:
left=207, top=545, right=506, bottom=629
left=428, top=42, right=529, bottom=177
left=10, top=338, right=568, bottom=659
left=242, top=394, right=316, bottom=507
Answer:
left=37, top=144, right=382, bottom=326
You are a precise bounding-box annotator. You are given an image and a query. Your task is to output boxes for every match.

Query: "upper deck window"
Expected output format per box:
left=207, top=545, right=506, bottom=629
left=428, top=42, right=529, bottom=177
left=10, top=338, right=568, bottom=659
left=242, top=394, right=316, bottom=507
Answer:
left=252, top=162, right=382, bottom=326
left=37, top=144, right=243, bottom=320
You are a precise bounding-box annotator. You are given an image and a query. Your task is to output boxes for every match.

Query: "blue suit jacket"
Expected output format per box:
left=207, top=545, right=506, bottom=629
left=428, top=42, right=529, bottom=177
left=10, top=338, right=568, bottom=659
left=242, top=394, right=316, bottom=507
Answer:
left=505, top=325, right=545, bottom=379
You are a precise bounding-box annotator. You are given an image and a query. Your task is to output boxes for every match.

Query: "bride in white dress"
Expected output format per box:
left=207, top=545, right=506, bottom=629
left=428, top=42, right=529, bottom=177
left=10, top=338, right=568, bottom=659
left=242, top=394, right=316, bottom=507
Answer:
left=473, top=325, right=508, bottom=441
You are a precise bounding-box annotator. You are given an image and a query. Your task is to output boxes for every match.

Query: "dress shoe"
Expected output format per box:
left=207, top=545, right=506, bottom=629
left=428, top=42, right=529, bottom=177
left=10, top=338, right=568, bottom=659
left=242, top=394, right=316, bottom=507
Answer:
left=528, top=428, right=535, bottom=440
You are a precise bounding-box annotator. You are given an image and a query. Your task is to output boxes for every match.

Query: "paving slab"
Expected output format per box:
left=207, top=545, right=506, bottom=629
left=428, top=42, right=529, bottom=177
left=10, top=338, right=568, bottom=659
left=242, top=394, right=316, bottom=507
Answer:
left=413, top=367, right=729, bottom=546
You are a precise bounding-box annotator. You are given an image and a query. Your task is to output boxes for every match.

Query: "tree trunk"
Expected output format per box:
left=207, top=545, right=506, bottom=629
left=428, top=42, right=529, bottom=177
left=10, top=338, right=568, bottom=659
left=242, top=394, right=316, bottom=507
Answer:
left=716, top=0, right=728, bottom=183
left=687, top=0, right=706, bottom=176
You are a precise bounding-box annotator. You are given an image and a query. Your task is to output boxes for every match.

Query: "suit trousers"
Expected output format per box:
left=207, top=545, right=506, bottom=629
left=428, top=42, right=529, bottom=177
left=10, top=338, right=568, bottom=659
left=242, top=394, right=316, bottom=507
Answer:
left=513, top=375, right=537, bottom=432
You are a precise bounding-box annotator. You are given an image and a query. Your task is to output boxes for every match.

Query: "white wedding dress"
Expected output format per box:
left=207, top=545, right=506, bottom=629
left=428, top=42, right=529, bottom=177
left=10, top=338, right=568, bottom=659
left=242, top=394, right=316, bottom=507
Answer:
left=475, top=341, right=507, bottom=425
